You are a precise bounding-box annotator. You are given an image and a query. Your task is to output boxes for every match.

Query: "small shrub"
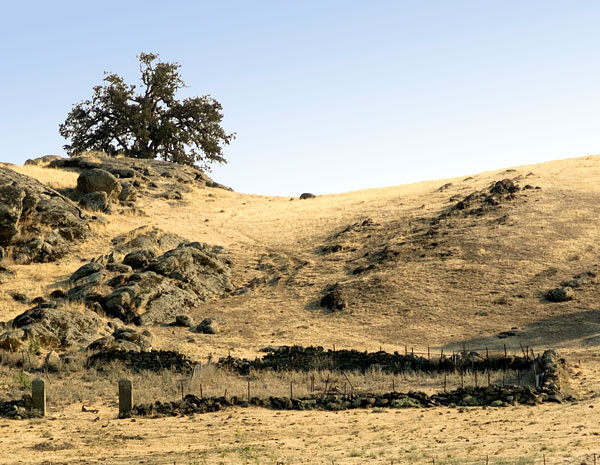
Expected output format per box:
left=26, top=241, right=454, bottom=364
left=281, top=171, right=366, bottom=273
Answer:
left=13, top=371, right=32, bottom=389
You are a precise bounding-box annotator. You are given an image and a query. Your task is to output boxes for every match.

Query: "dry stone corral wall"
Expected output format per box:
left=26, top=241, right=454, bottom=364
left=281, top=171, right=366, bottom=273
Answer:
left=217, top=345, right=538, bottom=375
left=87, top=349, right=194, bottom=373
left=127, top=348, right=564, bottom=417
left=131, top=350, right=565, bottom=417
left=0, top=348, right=565, bottom=419
left=131, top=383, right=555, bottom=418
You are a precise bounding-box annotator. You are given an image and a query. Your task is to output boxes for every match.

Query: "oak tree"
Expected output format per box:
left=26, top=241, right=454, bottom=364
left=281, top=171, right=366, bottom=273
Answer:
left=60, top=53, right=234, bottom=168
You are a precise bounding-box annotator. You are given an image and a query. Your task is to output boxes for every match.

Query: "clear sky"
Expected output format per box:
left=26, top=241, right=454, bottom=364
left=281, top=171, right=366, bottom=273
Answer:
left=1, top=1, right=599, bottom=196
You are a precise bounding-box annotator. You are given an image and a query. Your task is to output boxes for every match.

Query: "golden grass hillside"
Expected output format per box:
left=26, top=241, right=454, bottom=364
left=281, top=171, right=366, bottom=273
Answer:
left=2, top=155, right=600, bottom=362
left=2, top=155, right=600, bottom=465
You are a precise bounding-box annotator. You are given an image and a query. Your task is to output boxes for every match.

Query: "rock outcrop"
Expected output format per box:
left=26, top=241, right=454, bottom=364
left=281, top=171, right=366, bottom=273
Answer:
left=48, top=153, right=231, bottom=206
left=0, top=301, right=109, bottom=350
left=63, top=228, right=233, bottom=325
left=0, top=167, right=93, bottom=264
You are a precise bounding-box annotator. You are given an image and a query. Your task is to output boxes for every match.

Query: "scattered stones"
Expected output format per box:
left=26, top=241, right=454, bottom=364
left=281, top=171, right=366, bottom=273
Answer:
left=546, top=286, right=574, bottom=302
left=562, top=271, right=596, bottom=288
left=319, top=244, right=344, bottom=254
left=442, top=178, right=524, bottom=218
left=9, top=292, right=28, bottom=304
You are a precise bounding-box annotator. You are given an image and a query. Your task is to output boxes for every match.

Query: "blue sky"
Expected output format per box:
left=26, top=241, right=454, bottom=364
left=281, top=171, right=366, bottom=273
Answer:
left=1, top=1, right=599, bottom=195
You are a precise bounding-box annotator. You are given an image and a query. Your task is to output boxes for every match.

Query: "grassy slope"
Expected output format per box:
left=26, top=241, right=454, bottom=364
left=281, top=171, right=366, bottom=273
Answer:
left=2, top=155, right=600, bottom=362
left=2, top=156, right=600, bottom=464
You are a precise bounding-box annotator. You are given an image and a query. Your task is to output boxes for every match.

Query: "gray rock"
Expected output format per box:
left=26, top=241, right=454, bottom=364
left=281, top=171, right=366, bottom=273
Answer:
left=79, top=191, right=110, bottom=212
left=70, top=262, right=104, bottom=283
left=175, top=315, right=195, bottom=327
left=88, top=328, right=152, bottom=352
left=547, top=286, right=574, bottom=302
left=0, top=167, right=93, bottom=264
left=44, top=351, right=62, bottom=372
left=24, top=155, right=62, bottom=166
left=299, top=193, right=316, bottom=199
left=0, top=330, right=26, bottom=350
left=111, top=226, right=187, bottom=255
left=6, top=303, right=108, bottom=349
left=196, top=318, right=219, bottom=334
left=103, top=287, right=136, bottom=320
left=113, top=327, right=140, bottom=342
left=49, top=153, right=232, bottom=198
left=118, top=181, right=137, bottom=202
left=320, top=284, right=347, bottom=311
left=77, top=169, right=122, bottom=199
left=123, top=249, right=156, bottom=269
left=106, top=263, right=132, bottom=273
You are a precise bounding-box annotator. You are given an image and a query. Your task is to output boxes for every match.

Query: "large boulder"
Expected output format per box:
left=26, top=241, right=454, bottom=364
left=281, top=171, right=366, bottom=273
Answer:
left=77, top=169, right=122, bottom=200
left=0, top=167, right=93, bottom=263
left=196, top=318, right=219, bottom=334
left=0, top=302, right=109, bottom=349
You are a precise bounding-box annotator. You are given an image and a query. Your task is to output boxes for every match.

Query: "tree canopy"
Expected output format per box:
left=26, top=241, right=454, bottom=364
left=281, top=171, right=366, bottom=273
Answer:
left=59, top=53, right=235, bottom=168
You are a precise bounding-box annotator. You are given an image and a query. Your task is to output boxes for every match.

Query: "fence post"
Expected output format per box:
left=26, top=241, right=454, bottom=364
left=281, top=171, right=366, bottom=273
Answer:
left=32, top=378, right=46, bottom=416
left=118, top=379, right=133, bottom=418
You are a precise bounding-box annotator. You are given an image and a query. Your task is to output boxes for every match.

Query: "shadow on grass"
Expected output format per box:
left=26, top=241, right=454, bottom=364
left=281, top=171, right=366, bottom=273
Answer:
left=442, top=308, right=600, bottom=353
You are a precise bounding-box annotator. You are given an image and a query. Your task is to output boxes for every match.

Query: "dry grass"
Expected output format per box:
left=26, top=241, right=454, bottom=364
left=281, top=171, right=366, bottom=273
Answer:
left=2, top=155, right=600, bottom=463
left=8, top=165, right=79, bottom=190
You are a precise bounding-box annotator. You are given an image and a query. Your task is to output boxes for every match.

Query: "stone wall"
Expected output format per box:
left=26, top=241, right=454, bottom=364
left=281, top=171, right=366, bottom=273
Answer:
left=131, top=349, right=566, bottom=417
left=218, top=345, right=537, bottom=375
left=87, top=349, right=194, bottom=373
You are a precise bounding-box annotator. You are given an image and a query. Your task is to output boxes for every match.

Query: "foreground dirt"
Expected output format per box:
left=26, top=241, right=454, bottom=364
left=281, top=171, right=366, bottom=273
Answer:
left=1, top=393, right=599, bottom=465
left=0, top=348, right=596, bottom=465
